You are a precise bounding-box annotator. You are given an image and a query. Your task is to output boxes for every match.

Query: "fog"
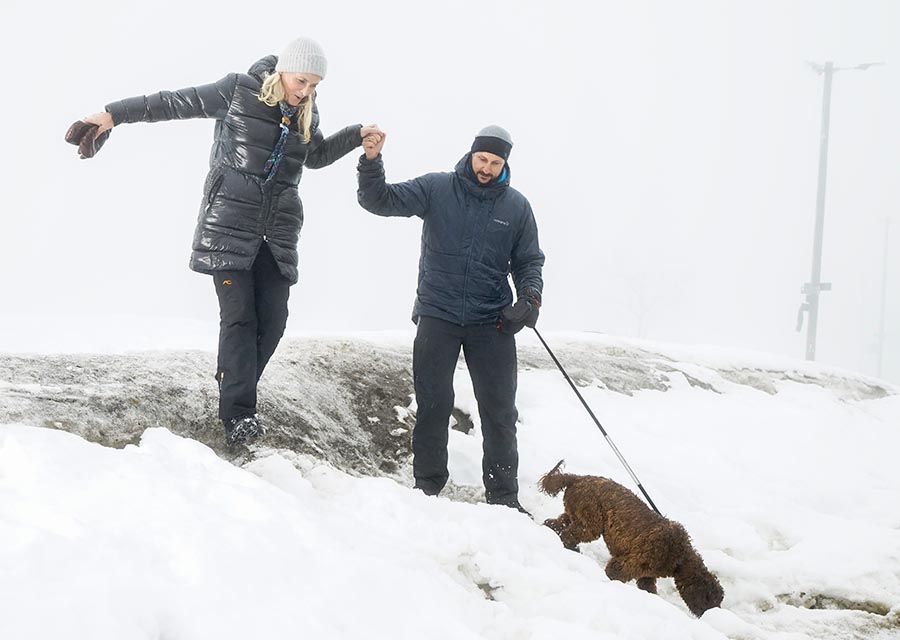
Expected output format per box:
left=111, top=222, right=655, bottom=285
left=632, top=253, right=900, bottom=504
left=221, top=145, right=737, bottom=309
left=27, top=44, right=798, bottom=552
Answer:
left=2, top=0, right=898, bottom=382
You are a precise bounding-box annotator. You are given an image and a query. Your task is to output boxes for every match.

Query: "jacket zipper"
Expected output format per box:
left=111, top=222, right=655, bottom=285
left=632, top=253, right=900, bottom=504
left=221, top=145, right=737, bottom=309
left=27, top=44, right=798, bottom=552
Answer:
left=462, top=254, right=471, bottom=325
left=258, top=180, right=273, bottom=242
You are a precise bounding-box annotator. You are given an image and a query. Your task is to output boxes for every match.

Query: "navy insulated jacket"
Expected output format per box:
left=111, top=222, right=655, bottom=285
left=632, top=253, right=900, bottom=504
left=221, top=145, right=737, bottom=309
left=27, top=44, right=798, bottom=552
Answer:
left=105, top=56, right=362, bottom=284
left=357, top=153, right=545, bottom=325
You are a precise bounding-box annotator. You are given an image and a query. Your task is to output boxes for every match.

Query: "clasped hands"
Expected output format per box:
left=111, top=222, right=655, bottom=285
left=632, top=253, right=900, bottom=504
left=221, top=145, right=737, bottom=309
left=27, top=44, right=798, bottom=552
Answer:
left=361, top=124, right=386, bottom=160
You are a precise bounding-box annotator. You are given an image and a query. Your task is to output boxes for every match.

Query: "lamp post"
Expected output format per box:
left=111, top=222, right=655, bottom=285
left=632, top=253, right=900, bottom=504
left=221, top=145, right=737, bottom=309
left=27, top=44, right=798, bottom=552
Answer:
left=797, top=61, right=883, bottom=361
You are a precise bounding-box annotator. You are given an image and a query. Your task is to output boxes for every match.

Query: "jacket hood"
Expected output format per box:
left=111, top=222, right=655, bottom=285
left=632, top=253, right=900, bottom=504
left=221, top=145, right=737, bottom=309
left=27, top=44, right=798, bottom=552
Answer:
left=248, top=55, right=277, bottom=83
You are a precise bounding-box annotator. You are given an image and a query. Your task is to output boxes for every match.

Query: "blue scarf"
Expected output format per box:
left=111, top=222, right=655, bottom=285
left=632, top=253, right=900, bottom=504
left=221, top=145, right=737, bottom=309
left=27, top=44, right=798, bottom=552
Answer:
left=262, top=102, right=299, bottom=184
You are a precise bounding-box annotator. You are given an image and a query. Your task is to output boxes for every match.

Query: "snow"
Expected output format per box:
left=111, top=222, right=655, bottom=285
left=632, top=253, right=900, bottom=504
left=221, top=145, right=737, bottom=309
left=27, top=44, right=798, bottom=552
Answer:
left=1, top=329, right=899, bottom=639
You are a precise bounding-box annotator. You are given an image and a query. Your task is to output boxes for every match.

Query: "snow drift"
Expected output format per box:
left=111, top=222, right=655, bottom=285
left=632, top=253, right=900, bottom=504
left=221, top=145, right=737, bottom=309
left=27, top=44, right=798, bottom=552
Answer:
left=1, top=332, right=898, bottom=639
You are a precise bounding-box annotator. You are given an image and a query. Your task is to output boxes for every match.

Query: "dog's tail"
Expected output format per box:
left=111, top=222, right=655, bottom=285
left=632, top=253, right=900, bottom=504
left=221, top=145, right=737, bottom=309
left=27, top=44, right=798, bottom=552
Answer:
left=539, top=459, right=582, bottom=496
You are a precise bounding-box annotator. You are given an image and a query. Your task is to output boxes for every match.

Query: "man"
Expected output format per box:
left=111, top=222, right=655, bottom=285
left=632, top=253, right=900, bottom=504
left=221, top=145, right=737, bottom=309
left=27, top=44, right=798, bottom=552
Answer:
left=357, top=125, right=545, bottom=513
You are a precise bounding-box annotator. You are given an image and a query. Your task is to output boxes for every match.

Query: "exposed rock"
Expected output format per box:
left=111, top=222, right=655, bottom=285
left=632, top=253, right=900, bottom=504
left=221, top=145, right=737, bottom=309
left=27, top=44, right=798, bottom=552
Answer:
left=1, top=336, right=894, bottom=481
left=776, top=592, right=893, bottom=617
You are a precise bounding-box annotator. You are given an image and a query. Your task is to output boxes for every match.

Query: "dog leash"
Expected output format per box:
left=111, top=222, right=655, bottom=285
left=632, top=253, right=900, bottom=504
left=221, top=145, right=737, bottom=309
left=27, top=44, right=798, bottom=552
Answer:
left=533, top=328, right=662, bottom=515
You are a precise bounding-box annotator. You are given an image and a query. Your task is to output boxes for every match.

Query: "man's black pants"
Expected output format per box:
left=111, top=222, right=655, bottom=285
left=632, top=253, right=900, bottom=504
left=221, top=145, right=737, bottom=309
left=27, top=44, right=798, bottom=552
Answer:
left=412, top=316, right=520, bottom=505
left=213, top=242, right=291, bottom=422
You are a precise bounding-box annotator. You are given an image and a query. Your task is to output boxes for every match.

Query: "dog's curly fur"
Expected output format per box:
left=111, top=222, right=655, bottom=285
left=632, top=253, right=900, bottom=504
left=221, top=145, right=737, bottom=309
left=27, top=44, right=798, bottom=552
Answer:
left=540, top=460, right=724, bottom=617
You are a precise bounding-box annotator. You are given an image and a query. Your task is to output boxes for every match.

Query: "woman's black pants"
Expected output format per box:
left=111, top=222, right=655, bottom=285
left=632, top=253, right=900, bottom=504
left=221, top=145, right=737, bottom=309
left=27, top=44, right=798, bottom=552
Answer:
left=212, top=243, right=291, bottom=422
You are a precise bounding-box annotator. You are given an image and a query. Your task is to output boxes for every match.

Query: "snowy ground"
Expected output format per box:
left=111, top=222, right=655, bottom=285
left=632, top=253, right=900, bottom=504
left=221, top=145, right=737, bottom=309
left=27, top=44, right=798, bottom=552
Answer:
left=1, top=321, right=898, bottom=639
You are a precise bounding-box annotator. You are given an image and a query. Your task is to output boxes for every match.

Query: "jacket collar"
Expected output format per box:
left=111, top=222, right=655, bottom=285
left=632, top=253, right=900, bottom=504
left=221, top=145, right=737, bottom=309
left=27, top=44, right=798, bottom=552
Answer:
left=454, top=152, right=511, bottom=199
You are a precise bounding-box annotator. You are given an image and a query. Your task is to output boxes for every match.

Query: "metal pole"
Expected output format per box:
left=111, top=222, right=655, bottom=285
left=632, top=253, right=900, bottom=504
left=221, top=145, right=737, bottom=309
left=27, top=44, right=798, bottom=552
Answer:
left=532, top=327, right=661, bottom=515
left=877, top=218, right=891, bottom=378
left=799, top=61, right=882, bottom=357
left=805, top=61, right=835, bottom=361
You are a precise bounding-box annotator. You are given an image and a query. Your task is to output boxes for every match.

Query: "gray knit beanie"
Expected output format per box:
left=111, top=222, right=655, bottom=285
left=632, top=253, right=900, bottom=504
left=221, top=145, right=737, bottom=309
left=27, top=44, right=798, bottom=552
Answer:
left=471, top=125, right=513, bottom=160
left=275, top=37, right=328, bottom=78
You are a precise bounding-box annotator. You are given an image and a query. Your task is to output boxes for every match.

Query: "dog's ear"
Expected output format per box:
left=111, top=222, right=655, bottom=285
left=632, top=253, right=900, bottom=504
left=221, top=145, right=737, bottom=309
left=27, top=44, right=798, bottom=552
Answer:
left=539, top=459, right=569, bottom=495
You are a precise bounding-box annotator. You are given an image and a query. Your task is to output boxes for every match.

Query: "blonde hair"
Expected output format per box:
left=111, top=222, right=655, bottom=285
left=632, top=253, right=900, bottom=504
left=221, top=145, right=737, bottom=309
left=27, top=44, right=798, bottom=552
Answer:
left=257, top=72, right=314, bottom=143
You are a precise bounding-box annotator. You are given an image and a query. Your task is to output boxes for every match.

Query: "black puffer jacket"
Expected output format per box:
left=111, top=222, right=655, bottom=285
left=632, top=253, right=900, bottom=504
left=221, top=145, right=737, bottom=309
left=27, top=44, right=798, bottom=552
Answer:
left=357, top=153, right=545, bottom=326
left=105, top=56, right=362, bottom=284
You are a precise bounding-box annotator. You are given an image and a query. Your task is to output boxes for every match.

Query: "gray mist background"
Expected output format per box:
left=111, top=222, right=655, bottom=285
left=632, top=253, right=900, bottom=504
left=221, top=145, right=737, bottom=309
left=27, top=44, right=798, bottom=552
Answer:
left=2, top=0, right=898, bottom=382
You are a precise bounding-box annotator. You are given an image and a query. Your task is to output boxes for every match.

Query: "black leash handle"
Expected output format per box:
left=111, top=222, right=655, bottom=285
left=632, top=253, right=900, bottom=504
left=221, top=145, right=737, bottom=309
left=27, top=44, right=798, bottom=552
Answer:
left=532, top=328, right=662, bottom=515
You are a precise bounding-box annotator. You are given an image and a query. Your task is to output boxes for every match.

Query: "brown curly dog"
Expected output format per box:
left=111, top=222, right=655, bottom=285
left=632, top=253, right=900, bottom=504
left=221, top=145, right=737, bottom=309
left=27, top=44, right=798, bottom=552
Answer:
left=540, top=460, right=724, bottom=617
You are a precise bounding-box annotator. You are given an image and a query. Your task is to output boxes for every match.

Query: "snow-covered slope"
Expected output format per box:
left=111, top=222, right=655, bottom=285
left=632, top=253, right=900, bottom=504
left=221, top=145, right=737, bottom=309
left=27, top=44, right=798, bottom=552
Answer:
left=1, top=332, right=898, bottom=639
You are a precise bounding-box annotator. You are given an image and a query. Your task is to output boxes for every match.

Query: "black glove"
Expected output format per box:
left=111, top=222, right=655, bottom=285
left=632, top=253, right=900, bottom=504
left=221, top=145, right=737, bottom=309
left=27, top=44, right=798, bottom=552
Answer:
left=498, top=288, right=541, bottom=335
left=65, top=120, right=110, bottom=159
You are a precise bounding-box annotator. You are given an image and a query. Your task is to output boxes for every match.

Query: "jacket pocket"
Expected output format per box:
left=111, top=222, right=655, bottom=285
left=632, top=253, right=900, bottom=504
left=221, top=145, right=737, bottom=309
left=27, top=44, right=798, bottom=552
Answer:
left=480, top=218, right=515, bottom=270
left=203, top=167, right=226, bottom=207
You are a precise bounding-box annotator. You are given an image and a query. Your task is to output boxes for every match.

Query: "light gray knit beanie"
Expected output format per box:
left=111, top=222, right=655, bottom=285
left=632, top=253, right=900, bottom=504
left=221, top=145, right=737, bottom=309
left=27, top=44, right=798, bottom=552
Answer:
left=471, top=125, right=513, bottom=159
left=275, top=37, right=328, bottom=78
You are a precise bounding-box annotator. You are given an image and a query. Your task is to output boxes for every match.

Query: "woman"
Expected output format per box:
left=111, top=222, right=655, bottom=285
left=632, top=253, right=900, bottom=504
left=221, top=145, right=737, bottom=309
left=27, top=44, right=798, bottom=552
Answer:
left=66, top=37, right=382, bottom=446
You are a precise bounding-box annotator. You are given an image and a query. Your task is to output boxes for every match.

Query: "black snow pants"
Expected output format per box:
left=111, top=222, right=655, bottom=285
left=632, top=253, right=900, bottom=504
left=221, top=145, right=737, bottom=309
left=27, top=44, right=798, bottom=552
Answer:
left=213, top=242, right=291, bottom=423
left=412, top=316, right=520, bottom=505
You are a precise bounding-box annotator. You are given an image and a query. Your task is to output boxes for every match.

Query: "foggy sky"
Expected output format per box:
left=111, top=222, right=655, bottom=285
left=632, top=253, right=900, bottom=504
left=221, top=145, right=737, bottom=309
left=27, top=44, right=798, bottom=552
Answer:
left=2, top=0, right=898, bottom=382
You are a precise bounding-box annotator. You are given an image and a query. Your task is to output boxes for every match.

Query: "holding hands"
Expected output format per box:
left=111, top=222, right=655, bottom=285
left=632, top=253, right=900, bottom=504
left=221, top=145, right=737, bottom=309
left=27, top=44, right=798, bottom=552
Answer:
left=361, top=124, right=386, bottom=160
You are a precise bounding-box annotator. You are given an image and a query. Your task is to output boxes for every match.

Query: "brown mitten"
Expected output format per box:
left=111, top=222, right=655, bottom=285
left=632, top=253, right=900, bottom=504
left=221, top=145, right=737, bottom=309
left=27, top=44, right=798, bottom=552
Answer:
left=64, top=120, right=110, bottom=159
left=77, top=126, right=110, bottom=159
left=65, top=120, right=96, bottom=145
